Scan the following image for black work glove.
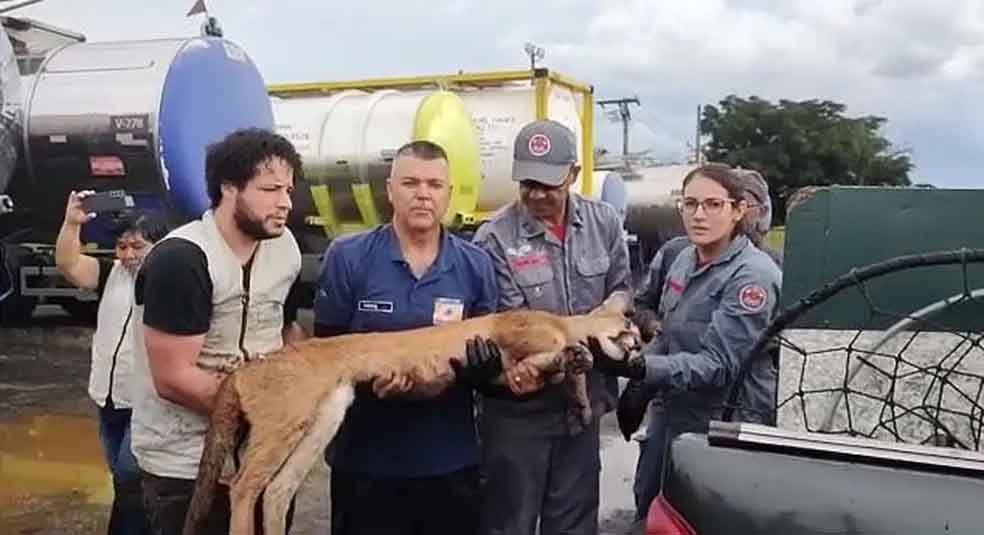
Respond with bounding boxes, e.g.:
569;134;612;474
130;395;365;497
616;380;651;441
452;336;505;388
586;336;646;380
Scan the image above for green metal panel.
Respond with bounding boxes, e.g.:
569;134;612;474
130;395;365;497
781;186;984;330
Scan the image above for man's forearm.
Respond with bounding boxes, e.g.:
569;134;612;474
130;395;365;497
154;366;222;416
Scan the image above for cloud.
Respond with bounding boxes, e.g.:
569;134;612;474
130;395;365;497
538;0;984;185
9;0;984;187
853;0;883;17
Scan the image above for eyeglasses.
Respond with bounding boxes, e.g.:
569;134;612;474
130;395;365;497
677;197;737;216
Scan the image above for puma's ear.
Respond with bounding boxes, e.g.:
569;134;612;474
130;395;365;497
595;290;634;316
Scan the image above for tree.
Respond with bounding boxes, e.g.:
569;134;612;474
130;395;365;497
701;96;913;223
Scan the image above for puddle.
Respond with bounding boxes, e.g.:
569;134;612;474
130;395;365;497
0;412;111;534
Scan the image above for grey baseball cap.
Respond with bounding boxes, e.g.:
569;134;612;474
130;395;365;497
512;119;577;186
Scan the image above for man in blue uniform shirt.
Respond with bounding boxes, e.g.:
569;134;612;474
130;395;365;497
313;140;500;535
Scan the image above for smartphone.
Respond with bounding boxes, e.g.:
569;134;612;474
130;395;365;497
82;190;134;214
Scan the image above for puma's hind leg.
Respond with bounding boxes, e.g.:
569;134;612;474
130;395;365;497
228;419;310;535
262;385;355;535
563;372;593;427
558;344;593;425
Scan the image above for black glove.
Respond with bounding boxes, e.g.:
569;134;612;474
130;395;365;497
616;380;651;441
452;336;504;388
586;336;645;380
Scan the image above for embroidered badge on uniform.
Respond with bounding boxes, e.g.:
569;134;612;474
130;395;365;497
738;284;768;313
433;297;464;325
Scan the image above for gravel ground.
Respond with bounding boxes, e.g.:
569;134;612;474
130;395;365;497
778;328;984;449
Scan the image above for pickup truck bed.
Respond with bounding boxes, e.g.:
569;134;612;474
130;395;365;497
662;423;984;534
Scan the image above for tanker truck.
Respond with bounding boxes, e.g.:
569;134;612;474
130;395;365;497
0;20;279;323
0;20;689;323
266;69;692;286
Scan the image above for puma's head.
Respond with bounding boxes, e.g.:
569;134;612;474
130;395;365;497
581;291;643;361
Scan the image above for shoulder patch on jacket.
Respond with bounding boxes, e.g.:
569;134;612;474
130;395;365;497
738;283;768;313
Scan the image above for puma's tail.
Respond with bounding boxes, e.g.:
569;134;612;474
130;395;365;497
182;376;243;535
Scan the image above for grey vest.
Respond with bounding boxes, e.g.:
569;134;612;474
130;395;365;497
130;210;301;479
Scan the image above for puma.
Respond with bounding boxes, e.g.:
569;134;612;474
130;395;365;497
182;291;641;535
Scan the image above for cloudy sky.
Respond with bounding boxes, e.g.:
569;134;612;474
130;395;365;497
13;0;984;187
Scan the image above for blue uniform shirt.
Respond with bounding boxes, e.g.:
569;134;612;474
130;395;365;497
313;225;499;477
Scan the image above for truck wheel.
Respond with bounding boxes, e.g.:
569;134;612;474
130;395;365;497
0;245;37;326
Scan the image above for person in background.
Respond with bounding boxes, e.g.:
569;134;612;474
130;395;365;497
592;164;782;523
55;194;170;535
735;168;782;266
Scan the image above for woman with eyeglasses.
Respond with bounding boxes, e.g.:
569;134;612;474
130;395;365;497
587;163;782;521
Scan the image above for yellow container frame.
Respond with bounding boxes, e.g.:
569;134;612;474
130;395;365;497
269;69;595;236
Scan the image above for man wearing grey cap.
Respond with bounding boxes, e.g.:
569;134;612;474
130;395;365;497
471;119;631;535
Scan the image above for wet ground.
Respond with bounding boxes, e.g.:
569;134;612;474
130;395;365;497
0;307;640;534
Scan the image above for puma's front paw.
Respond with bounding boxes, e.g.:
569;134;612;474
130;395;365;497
562;344;593;375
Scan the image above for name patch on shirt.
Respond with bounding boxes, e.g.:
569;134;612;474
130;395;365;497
433;297;464;325
358;300;394;313
509;254;550;271
505;242;549;272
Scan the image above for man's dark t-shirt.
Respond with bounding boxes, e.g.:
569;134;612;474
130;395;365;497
135;239;301;337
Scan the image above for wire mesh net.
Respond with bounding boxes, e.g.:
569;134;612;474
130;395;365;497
726;249;984;451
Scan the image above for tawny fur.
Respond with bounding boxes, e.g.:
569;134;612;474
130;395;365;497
182;291;640;535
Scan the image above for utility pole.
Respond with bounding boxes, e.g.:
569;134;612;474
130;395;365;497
598;96;640;157
695;104;702;165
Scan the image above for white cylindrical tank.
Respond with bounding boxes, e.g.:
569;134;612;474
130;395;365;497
271;81;585;221
273;90;402;221
457;85;583;211
623;163;696;247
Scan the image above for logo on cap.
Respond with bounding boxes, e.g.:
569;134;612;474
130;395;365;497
528;134;551;157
